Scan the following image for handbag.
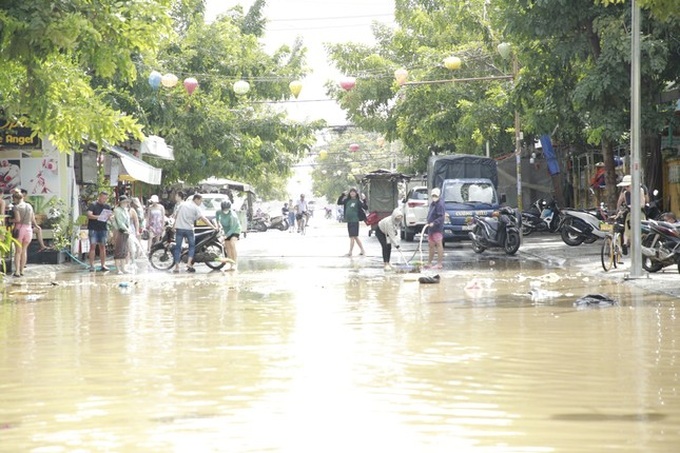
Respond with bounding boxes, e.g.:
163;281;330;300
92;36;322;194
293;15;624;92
365;211;379;226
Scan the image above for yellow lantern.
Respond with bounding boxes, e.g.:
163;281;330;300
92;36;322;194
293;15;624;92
318;150;327;159
394;68;408;85
289;80;303;98
443;56;462;70
233;80;250;95
161;73;179;88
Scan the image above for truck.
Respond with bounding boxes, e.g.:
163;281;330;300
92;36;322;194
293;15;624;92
427;154;504;242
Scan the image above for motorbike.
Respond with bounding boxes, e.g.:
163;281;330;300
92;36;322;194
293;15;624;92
248;213;270;232
559;204;609;246
641;218;680;273
269;215;289;231
148;224;227;271
468;206;521;255
521;198;561;236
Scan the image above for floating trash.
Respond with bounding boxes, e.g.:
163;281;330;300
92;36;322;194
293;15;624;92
574;294;618;308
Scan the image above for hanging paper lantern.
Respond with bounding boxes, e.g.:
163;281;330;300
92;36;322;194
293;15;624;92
497;42;512;60
233;80;250;95
183;77;199;95
349;143;360;153
394;68;408;85
161;73;179;88
443;56;462;70
377;137;385;147
318;150;328;159
148;71;162;90
289;80;303;98
339;76;356;91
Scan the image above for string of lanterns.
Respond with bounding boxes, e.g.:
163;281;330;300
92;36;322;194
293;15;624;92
145;45;511;96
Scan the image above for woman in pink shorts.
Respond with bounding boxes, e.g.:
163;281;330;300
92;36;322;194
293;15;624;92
425;187;446;269
11;190;35;277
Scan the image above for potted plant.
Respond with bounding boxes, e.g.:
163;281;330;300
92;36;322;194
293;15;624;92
0;227;20;274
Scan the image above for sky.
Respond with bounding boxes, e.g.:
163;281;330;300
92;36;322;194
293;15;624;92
204;0;395;126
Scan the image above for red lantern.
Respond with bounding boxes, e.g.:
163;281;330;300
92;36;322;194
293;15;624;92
349;143;360;152
339;77;356;91
183;77;199;95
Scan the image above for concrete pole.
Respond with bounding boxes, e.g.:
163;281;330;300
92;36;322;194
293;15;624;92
630;0;643;278
514;56;522;213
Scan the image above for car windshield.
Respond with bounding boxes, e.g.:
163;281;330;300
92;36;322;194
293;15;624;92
410;189;428;201
443;182;497;204
201;196;229;212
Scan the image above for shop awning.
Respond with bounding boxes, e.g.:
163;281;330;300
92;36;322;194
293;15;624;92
107;146;162;185
199;177;253;193
140;135;174;160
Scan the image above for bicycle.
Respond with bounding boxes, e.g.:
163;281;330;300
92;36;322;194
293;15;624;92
298;211;310;235
600;208;626;272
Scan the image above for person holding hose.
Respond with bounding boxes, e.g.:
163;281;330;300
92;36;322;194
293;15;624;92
425;187;445;269
376;208;403;270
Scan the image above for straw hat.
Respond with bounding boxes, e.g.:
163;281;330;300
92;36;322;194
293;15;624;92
616;175;632;187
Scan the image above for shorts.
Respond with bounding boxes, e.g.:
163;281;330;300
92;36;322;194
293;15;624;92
428;231;443;244
89;229;108;245
225;233;240;241
16;224;32;243
347;222;359;238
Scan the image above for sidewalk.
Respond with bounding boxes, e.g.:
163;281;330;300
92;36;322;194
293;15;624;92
521;235;680;299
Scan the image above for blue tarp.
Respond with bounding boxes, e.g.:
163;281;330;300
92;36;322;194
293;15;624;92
540;135;560;176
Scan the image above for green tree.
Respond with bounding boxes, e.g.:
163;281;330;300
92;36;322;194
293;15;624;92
0;0;173;151
311;129;400;202
106;4;322;199
325;0;515;174
497;0;680;207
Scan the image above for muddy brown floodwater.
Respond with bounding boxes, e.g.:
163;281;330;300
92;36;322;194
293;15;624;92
1;221;679;452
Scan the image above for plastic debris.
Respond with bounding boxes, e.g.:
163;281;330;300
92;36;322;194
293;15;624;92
418;274;440;284
573;294;618;308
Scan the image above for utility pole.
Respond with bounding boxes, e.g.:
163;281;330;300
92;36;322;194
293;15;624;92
629;0;643;278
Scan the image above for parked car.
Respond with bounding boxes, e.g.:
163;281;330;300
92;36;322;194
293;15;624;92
401;186;429;241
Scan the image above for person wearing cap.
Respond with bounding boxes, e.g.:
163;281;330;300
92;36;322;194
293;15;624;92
215;200;241;271
376;208;404;270
616;174;647;255
146;194;166;249
342;187;367;257
425;187;446;269
112;195;132;274
86;191;113;272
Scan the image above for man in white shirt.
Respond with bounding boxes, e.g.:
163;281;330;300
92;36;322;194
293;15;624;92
172;193;214;273
294;193;308;232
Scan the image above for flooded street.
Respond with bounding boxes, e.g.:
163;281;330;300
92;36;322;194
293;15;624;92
1;219;679;452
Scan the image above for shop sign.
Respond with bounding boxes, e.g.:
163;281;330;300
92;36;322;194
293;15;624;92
0;119;41;148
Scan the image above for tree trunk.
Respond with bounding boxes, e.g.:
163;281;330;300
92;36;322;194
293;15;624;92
602;139;618;210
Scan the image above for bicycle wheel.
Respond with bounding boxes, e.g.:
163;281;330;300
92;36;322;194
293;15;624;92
601;235;614;272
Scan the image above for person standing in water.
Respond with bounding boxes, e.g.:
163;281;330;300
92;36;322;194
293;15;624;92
425;187;445;269
342;187;366;256
375;208;403;270
215;201;241;271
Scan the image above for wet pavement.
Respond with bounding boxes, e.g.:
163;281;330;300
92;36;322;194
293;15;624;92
1;218;680;452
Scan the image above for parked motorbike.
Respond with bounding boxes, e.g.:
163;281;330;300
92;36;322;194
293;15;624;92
559;204;609;246
521;198;561;236
248;213;270;232
468;206;521;255
641;218;680;273
148;224;227;271
269;215;289;231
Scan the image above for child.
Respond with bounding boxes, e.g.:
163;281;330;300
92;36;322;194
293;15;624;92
375;208;403;270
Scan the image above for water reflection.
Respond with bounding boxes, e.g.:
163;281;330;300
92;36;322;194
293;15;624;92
1;256;679;452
